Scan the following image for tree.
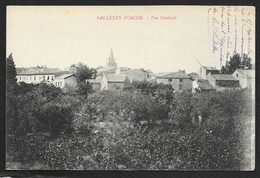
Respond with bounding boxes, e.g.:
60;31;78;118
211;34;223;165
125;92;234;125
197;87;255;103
75;62;97;82
6;53;17;84
76;82;93;97
6;53;19;135
221;53;252;74
63;83;76;95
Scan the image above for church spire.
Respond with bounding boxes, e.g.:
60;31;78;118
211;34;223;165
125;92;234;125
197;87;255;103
110;48;114;62
106;48;117;68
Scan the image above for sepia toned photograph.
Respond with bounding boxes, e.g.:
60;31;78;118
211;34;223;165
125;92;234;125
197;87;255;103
6;6;255;170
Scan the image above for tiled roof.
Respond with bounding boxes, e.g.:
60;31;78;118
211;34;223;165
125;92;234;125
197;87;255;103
202;66;219;70
211;74;237;81
17;72;55;75
105;74;127;83
121;69;148;74
188;72;204;80
157;71;191;79
55;74;76;79
156;72;172;77
54;71;72;77
197;80;215;90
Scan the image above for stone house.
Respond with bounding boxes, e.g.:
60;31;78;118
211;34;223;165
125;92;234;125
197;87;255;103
156;70;192;91
54;74;78;89
87;78;102;90
101;73;130;90
207;73;240;91
198;66;219;79
118;68;149;83
188;72;215;93
17;72;55;84
232;69;255;89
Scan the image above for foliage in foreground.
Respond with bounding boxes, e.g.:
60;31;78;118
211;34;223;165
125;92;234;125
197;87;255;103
6;81;254;170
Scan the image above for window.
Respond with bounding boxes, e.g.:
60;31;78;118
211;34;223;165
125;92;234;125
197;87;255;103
236;74;238;77
34;76;36;80
180;79;183;82
47;76;49;80
179;84;182;90
168;79;172;82
51;76;54;80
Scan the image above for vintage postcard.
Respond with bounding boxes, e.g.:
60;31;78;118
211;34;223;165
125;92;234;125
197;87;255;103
6;6;255;171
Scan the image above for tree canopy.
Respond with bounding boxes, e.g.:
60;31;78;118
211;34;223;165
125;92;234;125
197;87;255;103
6;53;17;83
75;62;97;82
221;53;253;74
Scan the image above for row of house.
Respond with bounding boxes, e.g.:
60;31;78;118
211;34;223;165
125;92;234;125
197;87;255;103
16;70;78;89
191;66;254;93
88;49;254;93
87;65;254;93
15;49;255;93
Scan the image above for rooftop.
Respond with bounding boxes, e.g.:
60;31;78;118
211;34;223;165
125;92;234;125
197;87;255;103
157;71;191;79
188;72;204;80
121;68;148;74
55;74;76;79
197;80;215;90
105;74;127;83
17;72;55;76
211;74;238;81
97;66;116;73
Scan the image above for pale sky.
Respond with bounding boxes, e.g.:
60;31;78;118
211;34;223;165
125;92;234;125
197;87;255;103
7;6;255;73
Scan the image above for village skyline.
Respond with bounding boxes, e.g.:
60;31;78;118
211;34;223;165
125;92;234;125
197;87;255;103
7;6;255;74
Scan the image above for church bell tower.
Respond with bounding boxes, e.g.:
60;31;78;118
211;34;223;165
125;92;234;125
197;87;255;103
105;48;117;68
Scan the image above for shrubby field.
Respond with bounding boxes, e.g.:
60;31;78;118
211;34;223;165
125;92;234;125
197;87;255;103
6;80;254;170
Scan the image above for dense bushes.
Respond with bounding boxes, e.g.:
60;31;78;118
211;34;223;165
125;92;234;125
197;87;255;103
6;81;254;170
6;82;85;165
127;80;175;106
74;90;169;126
34;122;243;170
